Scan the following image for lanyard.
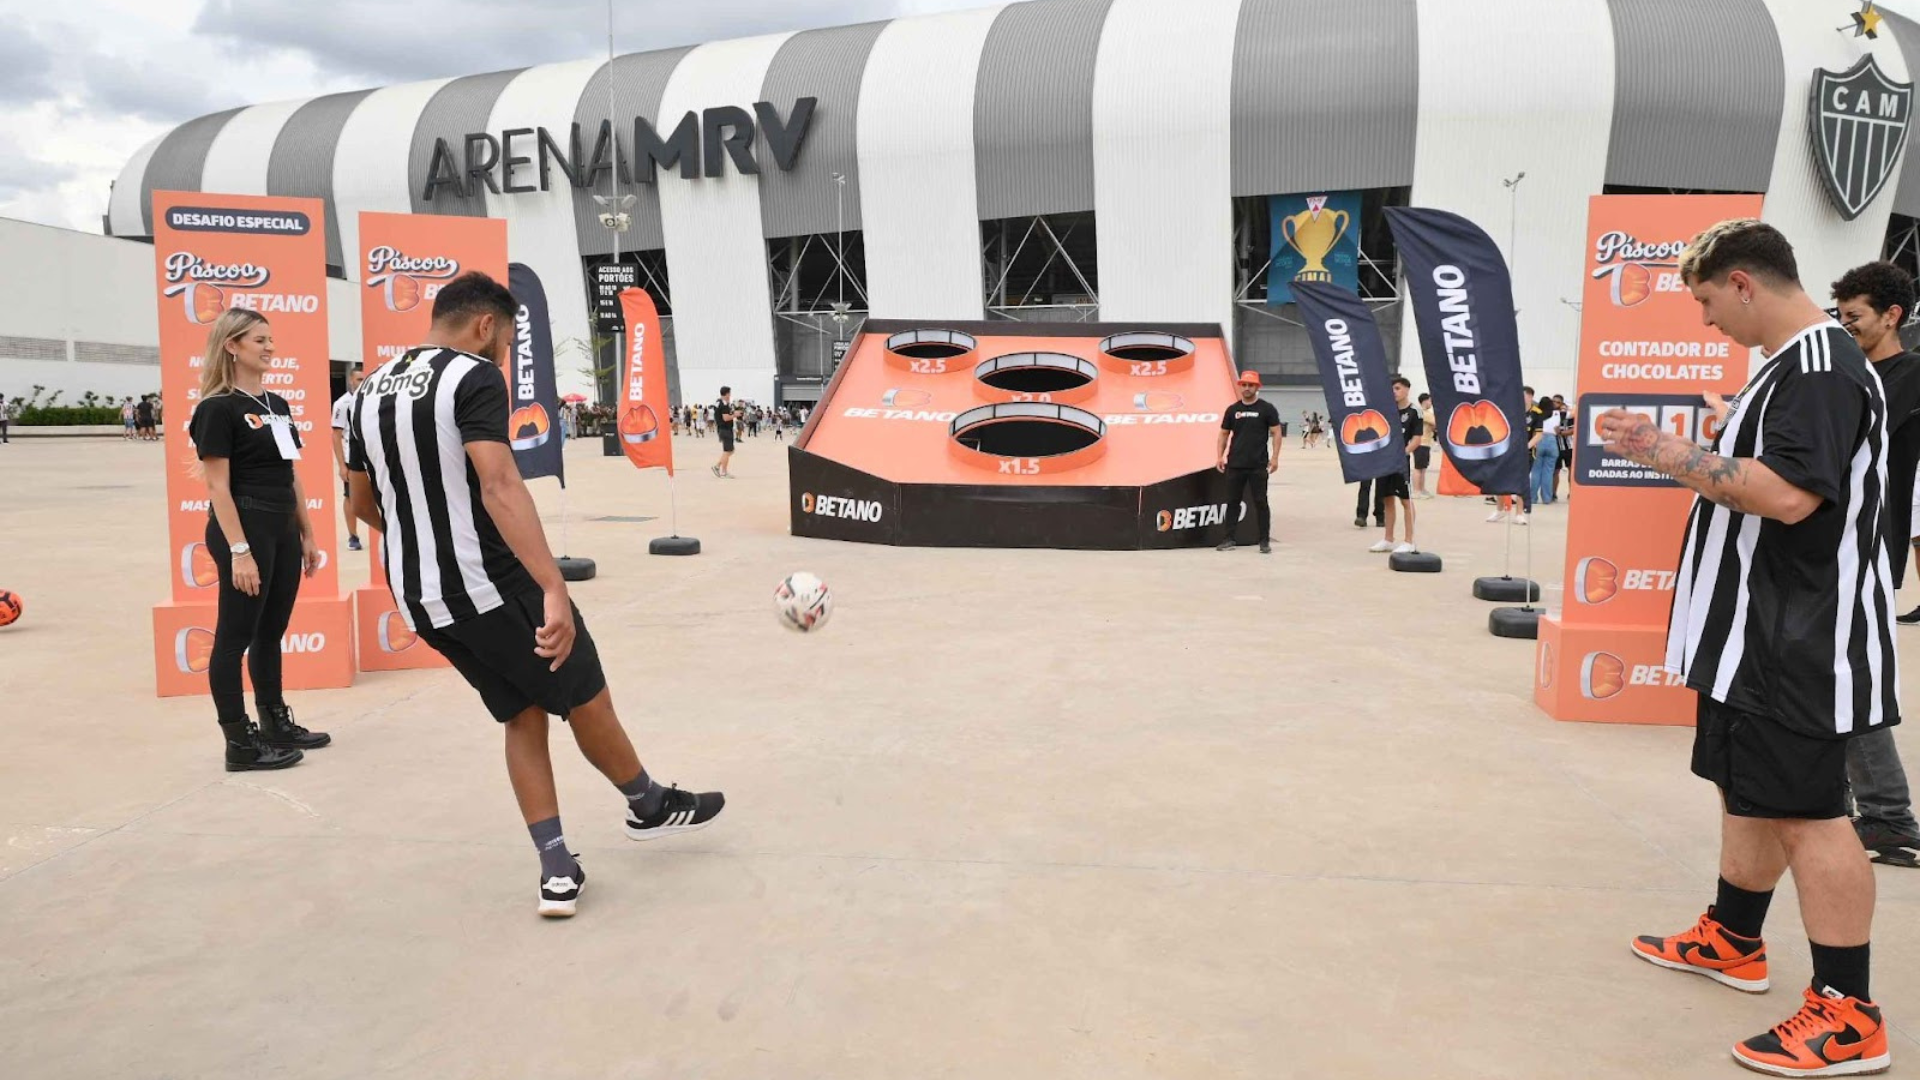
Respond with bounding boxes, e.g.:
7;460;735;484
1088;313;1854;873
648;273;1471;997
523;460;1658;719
236;389;277;418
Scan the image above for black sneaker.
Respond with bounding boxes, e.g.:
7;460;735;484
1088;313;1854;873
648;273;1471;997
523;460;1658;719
626;785;725;841
1353;516;1366;528
259;704;331;749
220;720;303;772
539;858;585;918
1215;540;1237;552
1898;605;1920;625
1259;540;1272;554
1854;818;1920;867
346;535;363;551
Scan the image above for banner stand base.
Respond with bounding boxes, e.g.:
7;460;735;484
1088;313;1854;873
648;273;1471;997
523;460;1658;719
557;556;597;581
1473;576;1540;602
1490;606;1541;639
649;536;701;557
1389;551;1442;573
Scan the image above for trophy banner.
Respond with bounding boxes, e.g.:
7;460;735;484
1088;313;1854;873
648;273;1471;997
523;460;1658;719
1267;191;1361;306
1294;282;1407;484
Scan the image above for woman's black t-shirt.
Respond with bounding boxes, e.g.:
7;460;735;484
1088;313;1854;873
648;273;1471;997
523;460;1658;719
189;391;302;500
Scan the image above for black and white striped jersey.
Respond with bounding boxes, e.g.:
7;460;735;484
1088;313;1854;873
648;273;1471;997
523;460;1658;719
345;346;533;630
1665;321;1900;737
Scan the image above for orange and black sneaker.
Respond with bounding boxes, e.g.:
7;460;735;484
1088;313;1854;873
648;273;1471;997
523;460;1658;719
1732;985;1889;1076
1630;906;1769;992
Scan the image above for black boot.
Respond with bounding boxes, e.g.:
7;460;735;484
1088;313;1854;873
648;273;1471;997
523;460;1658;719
258;704;331;749
221;720;303;771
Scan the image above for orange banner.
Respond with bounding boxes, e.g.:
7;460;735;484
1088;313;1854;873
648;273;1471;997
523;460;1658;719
353;212;506;670
617;287;674;474
1535;193;1763;725
151;191;352;696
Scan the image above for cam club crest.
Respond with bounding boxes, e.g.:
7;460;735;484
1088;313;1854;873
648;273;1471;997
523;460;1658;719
1812;55;1914;221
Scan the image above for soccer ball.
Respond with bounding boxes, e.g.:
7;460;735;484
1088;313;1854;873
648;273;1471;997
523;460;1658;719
774;572;831;633
0;589;21;628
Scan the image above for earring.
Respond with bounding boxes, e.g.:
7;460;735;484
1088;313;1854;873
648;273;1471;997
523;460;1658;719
1741;294;1751;305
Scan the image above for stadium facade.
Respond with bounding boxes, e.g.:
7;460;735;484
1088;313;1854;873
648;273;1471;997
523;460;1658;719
104;0;1920;410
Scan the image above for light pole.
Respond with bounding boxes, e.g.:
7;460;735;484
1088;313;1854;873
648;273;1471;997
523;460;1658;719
1501;171;1526;279
830;172;850;381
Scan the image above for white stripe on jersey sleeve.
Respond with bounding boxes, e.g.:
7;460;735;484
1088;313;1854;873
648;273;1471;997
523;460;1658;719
1707;376;1780;703
435;358;505;616
394;360;450;628
356;384;415;632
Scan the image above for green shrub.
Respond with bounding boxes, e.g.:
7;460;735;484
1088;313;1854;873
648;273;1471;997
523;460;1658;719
13;405;126;426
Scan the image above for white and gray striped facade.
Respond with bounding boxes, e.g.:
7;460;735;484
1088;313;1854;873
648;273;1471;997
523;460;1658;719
105;0;1920;410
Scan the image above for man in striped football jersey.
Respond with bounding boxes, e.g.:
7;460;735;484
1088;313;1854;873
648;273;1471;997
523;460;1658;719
1601;221;1898;1076
346;272;724;919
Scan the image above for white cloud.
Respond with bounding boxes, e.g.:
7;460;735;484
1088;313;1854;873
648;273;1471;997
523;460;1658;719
0;0;988;235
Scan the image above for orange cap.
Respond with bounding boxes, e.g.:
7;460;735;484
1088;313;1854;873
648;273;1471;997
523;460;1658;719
1237;371;1261;387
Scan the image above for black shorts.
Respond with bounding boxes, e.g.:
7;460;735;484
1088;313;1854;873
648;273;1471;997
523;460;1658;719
1376;470;1411;501
1691;696;1850;819
719;431;736;452
417;589;608;722
1412;446;1432;471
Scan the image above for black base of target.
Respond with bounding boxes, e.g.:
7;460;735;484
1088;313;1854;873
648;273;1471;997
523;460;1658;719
557;556;597;582
1489;606;1542;639
1389;551;1443;573
649;536;701;556
1473;575;1540;602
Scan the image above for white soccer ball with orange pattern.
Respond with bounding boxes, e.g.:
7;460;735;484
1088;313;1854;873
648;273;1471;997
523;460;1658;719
774;572;832;633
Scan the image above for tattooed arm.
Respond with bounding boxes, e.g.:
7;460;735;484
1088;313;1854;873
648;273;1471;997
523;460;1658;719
1595;408;1822;524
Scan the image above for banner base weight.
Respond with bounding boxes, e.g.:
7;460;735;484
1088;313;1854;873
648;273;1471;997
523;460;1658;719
649;536;701;556
557;556;597;581
1474;576;1540;602
1389;551;1443;573
1490;606;1541;639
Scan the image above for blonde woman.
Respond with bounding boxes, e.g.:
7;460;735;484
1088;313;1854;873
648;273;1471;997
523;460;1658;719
189;308;329;770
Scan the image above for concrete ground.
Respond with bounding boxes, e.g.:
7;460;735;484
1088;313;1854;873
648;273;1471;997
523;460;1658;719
5;433;1920;1080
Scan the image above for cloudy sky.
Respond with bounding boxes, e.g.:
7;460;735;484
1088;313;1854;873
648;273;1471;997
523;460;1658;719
0;0;988;233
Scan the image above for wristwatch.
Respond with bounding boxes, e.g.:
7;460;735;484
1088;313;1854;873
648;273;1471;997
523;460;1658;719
230;543;252;557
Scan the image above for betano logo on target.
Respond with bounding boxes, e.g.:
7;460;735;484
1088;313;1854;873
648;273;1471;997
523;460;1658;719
801;492;883;522
1572;556;1676;604
1156;502;1246;532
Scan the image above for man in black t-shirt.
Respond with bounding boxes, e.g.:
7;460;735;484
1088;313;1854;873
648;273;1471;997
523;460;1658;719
1215;371;1280;553
1833;261;1920;865
711;387;737;478
1367;377;1423;554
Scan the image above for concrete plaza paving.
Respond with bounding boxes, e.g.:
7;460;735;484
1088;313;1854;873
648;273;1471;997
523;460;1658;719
5;434;1920;1079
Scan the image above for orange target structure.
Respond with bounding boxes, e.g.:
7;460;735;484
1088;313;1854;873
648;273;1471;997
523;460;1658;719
1533;194;1762;725
790;321;1263;549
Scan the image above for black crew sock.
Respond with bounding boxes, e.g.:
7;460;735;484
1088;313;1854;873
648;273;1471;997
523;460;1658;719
528;816;577;881
1713;877;1773;939
619;768;666;817
1810;942;1871;1002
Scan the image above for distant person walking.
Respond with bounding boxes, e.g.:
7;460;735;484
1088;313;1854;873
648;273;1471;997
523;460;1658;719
712;387;737;478
1529;393;1562;506
1412;392;1435;498
1367;377;1422;554
121;398;136;440
189;309;331;772
330;367;366;552
0;393;9;445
